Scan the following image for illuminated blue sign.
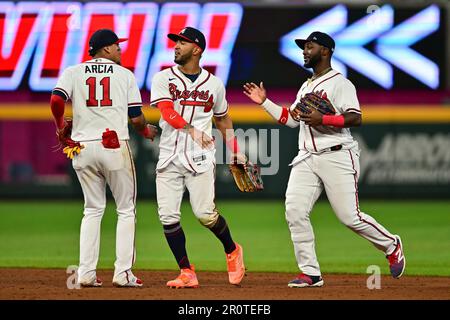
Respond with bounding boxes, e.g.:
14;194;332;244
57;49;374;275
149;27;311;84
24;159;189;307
279;5;440;89
376;5;440;89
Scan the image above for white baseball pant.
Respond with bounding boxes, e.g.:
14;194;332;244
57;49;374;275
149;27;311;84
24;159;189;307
156;157;219;227
73;140;137;284
285;147;397;276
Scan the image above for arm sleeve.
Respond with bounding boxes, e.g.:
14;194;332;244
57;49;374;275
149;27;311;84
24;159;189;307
333;79;361;115
262;98;299;128
50;94;66;129
128;72;143;108
150;72;173;106
158;100;187;129
53;68;73;101
212;82;228;117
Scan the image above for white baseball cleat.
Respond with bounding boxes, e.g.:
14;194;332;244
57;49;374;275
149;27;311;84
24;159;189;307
79;277;103;288
113;271;143;288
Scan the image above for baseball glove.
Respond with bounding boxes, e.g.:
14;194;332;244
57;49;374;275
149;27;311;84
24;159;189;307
54;118;84;159
229;161;264;193
292;92;336;120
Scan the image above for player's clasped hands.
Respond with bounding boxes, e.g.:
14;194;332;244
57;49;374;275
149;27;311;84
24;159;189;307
243;82;267;105
143;124;159;141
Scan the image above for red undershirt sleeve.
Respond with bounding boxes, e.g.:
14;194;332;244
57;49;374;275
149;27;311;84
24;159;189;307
157;100;187;129
50;94;66;129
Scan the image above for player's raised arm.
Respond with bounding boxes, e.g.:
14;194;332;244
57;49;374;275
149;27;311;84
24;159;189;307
243;82;299;128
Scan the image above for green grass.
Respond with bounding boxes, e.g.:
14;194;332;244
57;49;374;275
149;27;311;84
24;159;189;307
0;200;449;276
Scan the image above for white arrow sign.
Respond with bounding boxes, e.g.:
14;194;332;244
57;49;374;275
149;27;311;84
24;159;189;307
333;5;394;88
279;5;440;89
376;5;440;89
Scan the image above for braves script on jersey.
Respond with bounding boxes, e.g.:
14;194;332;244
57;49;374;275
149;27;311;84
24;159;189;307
54;57;142;141
290;69;361;165
151;66;228;173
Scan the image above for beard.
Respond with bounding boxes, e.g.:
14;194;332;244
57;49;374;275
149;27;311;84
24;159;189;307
174;51;193;66
304;54;320;68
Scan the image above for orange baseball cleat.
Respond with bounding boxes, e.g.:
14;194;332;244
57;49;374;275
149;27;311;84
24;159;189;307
226;242;246;285
166;265;199;289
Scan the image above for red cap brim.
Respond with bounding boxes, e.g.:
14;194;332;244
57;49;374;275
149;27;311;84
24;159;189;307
115;38;128;44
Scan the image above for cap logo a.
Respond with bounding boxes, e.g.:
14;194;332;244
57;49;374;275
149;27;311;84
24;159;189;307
180;28;186;34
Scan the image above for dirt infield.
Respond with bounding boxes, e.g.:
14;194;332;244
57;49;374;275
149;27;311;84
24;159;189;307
0;268;448;300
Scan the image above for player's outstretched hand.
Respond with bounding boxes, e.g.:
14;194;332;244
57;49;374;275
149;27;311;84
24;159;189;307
243;82;266;105
188;126;214;149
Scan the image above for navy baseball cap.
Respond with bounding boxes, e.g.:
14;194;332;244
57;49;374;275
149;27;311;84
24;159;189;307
295;31;335;53
168;27;206;52
89;29;127;56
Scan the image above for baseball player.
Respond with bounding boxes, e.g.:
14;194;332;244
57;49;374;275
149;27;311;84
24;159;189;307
50;29;158;287
243;31;405;287
150;27;246;288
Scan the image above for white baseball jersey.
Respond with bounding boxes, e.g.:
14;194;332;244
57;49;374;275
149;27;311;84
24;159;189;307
150;66;228;173
291;69;361;153
54;57;142;141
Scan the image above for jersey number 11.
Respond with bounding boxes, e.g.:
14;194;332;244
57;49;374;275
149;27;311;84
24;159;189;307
86;76;112;107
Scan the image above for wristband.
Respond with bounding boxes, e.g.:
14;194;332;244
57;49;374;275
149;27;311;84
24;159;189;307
158;101;187;129
322;114;345;127
139;125;150;137
278;107;289;125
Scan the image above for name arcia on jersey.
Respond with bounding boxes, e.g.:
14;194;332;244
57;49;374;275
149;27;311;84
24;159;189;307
169;83;214;112
85;65;114;74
